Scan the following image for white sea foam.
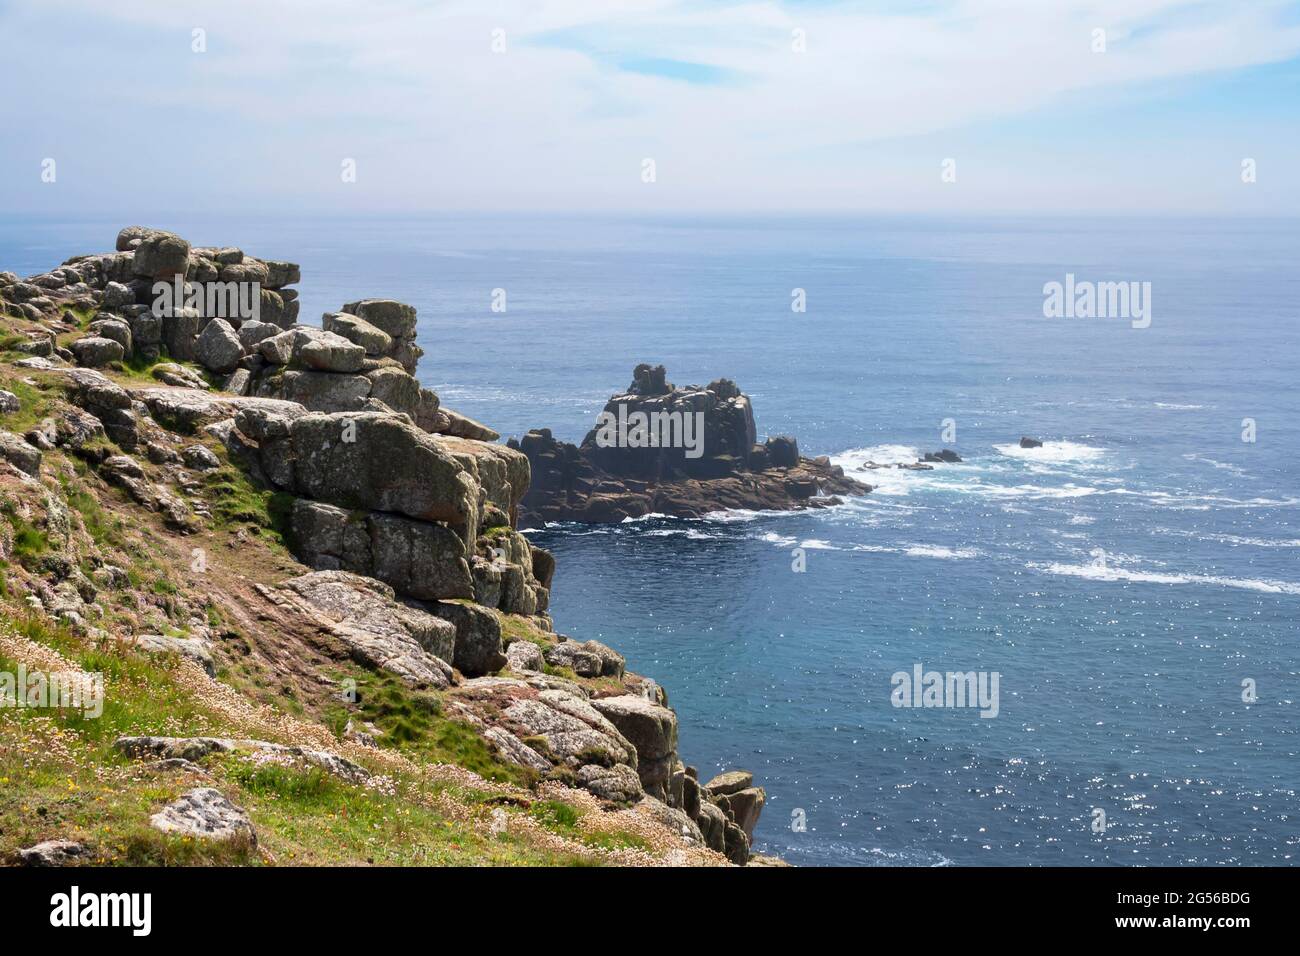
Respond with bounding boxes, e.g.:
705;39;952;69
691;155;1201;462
993;440;1108;464
703;507;801;524
1182;454;1250;477
1155;529;1300;549
621;512;674;523
831;444;921;469
1122;490;1299;511
979;482;1100;500
642;528;720;540
838;542;978;560
431;383;603;408
1155;402;1206;410
832;441;1117;501
903;545;979;559
830;447;964;498
1033;561;1300;595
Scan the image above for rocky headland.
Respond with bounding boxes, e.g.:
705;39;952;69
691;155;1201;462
0;228;774;866
513;363;870;524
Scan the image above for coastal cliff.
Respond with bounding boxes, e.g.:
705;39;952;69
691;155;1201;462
0;228;772;866
513;364;870;524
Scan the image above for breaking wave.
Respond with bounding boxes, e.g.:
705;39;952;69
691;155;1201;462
992;440;1108;464
1032;560;1300;595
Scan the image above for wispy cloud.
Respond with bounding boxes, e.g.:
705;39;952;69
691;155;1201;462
1;0;1298;213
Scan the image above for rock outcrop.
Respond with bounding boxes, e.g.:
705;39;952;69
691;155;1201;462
272;571;458;686
18;840;88;866
1;228;773;865
512;364;869;524
116;736;370;784
149;787;257;845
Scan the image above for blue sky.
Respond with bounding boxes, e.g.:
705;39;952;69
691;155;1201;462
1;0;1298;215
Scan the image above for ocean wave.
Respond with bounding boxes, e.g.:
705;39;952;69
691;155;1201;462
831;440;1117;501
703;507;804;524
799;539;837;550
993;440;1108;464
903;545;979;559
743;530;982;560
620;512;676;523
1033;560;1300;595
1155;402;1206;410
860;470;1106;501
641;528;721;540
979;482;1100;500
1154;529;1300;549
526;524;616;537
757;538;977;558
430;383;610;409
1182;454;1250;477
842;543;979;560
1119;490;1299;511
831;444;922;468
764;841;954;867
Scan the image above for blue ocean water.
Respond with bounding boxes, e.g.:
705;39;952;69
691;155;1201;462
3;214;1297;866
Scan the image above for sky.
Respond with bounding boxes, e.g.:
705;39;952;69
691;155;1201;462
1;0;1299;216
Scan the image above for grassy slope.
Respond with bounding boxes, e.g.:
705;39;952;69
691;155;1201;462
0;326;691;866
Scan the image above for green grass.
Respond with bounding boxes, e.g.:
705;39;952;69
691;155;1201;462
0;748;261;866
62;479;127;549
2;503;50;567
326;669;537;788
214;758;579;866
2;614;222;747
497;612;555;651
203;463;295;538
117;351;165;380
0;631;595;866
0;603;661;867
225;760;335;802
0;613;583;866
529;799;652;853
0;375;56;435
531;798;580;829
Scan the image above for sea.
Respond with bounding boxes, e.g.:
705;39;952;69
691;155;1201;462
3;213;1297;866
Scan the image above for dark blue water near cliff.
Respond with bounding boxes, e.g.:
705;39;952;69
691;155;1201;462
4;215;1298;866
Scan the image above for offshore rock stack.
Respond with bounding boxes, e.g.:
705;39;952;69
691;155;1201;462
512;363;870;524
0;228;771;864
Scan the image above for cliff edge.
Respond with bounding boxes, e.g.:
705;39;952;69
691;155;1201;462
0;228;770;866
